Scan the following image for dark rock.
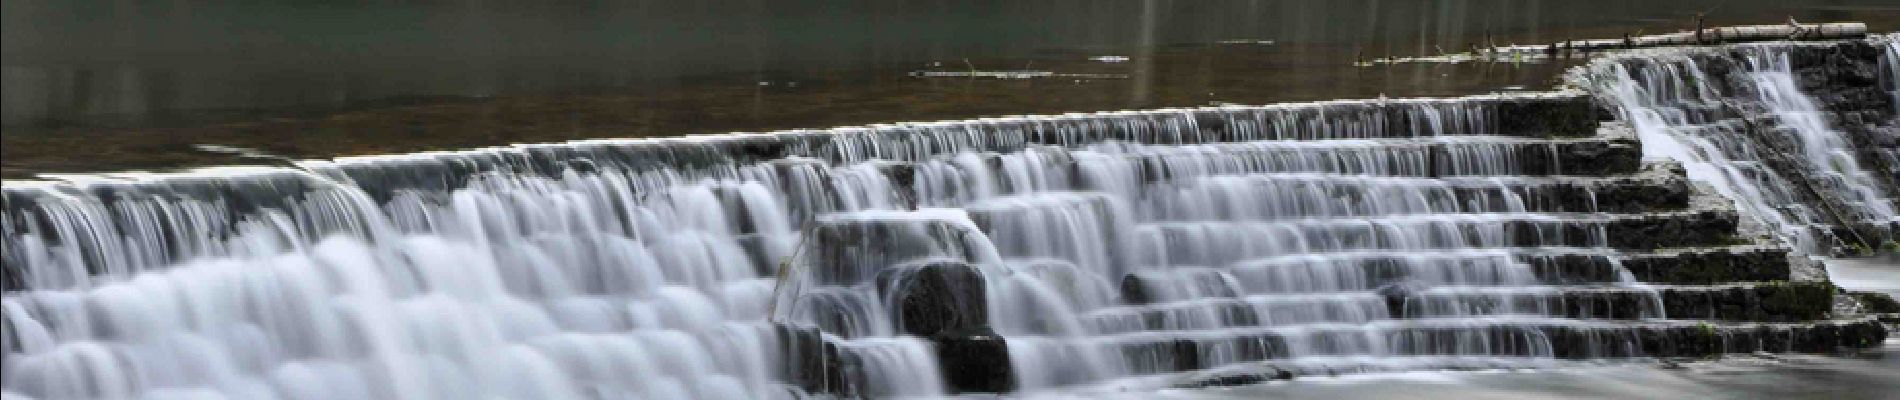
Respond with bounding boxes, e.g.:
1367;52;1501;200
1621;248;1792;284
1496;95;1600;137
1376;281;1427;318
1120;273;1156;305
1087;319;1891;384
1554;137;1644;176
1603;210;1739;250
1431;172;1688;214
1755;281;1836;321
1175;367;1298;389
775;323;847;395
1850;291;1900;314
1523;254;1626;284
1588;173;1692;213
876;161;919;210
1659;281;1836;322
933;332;1017;393
1119;270;1240;305
1172;339;1204;372
1191;110;1230;141
878;261;991;337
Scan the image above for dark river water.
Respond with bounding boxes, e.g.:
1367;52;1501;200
8;0;1898;128
5;1;1900;177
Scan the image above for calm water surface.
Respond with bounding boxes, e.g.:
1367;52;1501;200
5;0;1900;177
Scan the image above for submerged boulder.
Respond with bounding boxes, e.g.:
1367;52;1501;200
874;260;1017;393
1375;281;1429;318
934;332;1017;393
878;260;991;337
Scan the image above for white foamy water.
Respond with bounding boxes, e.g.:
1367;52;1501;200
1580;36;1900;254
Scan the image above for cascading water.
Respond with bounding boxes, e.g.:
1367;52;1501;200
0;89;1692;399
1579;35;1900;254
6;39;1894;397
1885;37;1900;114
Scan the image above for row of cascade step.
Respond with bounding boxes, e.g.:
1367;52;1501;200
763;94;1887;395
1;92;1886;399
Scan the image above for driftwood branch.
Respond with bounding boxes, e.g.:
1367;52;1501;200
1359;22;1869;66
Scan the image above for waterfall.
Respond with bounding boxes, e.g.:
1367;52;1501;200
6;40;1893;397
1577;36;1900;255
1885;38;1900;115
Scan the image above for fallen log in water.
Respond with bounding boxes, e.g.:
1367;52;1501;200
1360;22;1869;65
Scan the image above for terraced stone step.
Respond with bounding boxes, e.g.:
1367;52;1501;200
1126;170;1692;218
0;130;1643;289
1615;247;1794;284
1254;246;1791;286
1060;134;1644;179
1162;316;1892;388
1108;246;1786;296
782;315;1889;395
1083;293;1390;334
1183;92;1600;141
1099;281;1837;333
1131;210;1740;267
1170;356;1621;389
805;92;1604;162
250;93;1603;195
1101;318;1888;375
1406;282;1836;321
892;132;1646;197
1656;282;1838;322
1168;316;1881;388
1119;251;1627;298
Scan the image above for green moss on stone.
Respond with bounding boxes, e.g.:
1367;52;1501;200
1756;281;1835;321
1849;291;1900;314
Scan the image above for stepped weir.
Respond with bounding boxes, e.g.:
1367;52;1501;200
3;35;1897;399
